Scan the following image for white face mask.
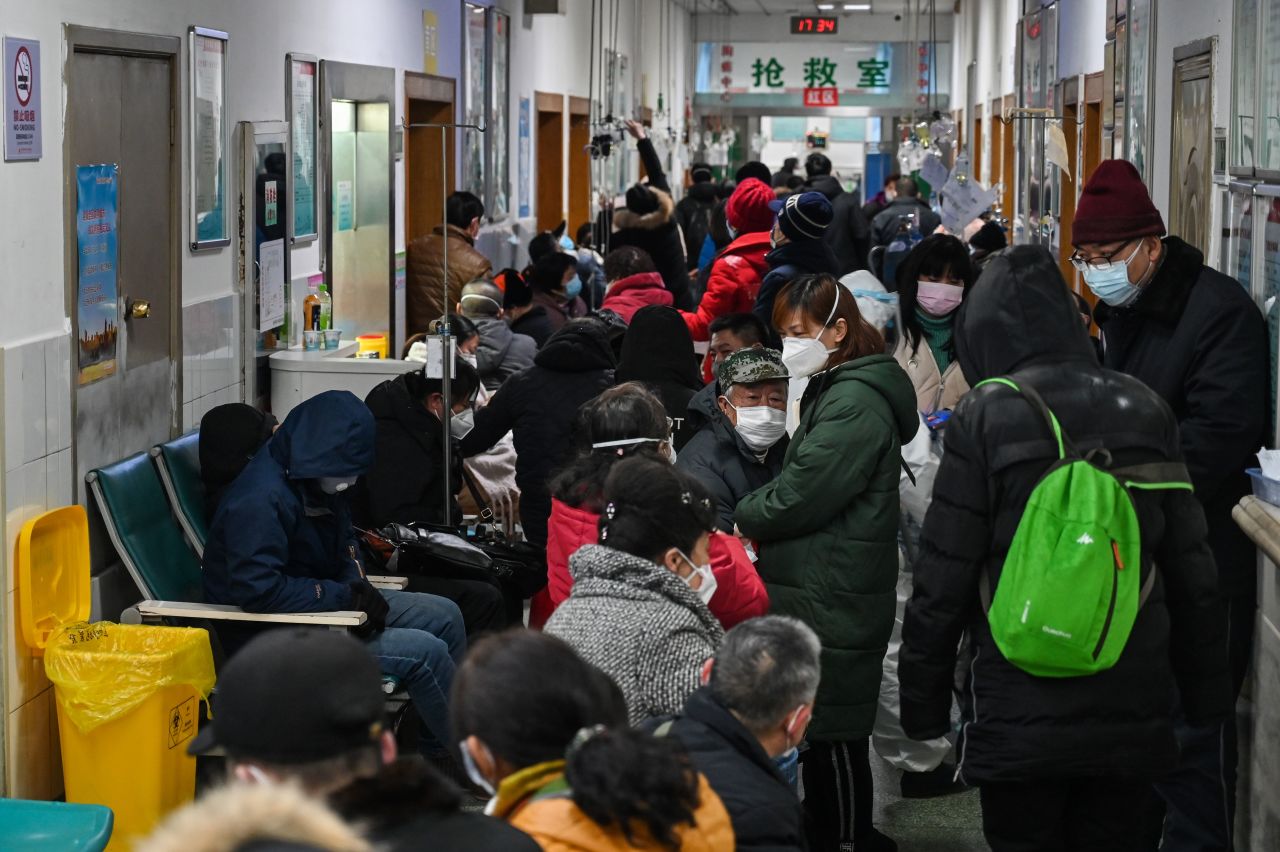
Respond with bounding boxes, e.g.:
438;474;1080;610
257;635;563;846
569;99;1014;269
780;290;841;379
317;476;357;494
723;397;787;451
592;436;674;463
449;408;475;440
676;549;718;605
459;741;496;797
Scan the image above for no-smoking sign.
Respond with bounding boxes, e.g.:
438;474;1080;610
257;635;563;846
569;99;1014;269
4;37;41;160
14;45;32;106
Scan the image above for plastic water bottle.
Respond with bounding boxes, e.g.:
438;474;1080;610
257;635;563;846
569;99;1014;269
317;283;333;331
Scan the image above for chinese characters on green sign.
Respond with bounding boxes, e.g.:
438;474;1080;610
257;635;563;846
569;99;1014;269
748;55;891;90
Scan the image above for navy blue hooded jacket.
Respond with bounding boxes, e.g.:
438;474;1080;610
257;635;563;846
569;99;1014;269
202;390;376;615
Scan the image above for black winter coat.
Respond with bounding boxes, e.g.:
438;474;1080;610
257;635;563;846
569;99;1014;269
615;305;704;450
331;759;541;852
900;247;1231;785
355;373;460;529
676;181;719;272
657;688;806;852
1095;236;1271;596
609;137;692;309
871;197;941;248
474;316;537;390
754;238;841;348
461;321;615;546
677;382;787;532
804;174;870;276
509;304;556;349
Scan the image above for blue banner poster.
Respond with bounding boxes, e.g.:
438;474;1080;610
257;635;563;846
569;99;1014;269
76;164;119;385
518;97;531;218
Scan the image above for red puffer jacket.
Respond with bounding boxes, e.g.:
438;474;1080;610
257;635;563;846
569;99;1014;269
600;272;674;323
682;231;773;341
531;497;770;630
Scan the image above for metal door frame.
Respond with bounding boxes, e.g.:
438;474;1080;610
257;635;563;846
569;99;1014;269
63;25;182;469
238;120;291;406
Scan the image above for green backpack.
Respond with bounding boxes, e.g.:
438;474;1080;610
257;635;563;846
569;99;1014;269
977;378;1193;678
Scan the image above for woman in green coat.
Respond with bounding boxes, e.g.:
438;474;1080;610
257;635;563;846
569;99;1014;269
736;273;918;852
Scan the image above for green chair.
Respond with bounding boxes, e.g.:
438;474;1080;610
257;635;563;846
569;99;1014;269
87;454;365;630
150;431;208;557
0;799;113;851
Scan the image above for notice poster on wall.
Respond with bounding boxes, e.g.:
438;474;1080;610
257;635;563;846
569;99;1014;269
190;28;229;249
287;54;318;242
518;97;530;218
75;164;119;386
5;37;41;161
335;180;354;231
259;238;286;331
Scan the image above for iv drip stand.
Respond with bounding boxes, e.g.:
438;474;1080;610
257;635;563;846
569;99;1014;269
402;119;487;522
998;108;1084;248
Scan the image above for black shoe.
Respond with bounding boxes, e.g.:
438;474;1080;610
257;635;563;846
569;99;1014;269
899;763;969;799
854;828;899;851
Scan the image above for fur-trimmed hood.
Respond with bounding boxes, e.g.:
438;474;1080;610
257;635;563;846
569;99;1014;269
612;187;676;230
136;783;371;852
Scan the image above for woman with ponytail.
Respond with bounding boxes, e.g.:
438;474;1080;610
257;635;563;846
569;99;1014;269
533;383;768;630
452;630;735;850
544;455;725;724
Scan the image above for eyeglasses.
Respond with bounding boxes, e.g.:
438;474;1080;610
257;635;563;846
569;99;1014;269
1069;239;1141;272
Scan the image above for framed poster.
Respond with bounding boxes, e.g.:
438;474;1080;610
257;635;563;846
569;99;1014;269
287;53;318;244
1103;40;1115;128
76;164;119;385
1114;20;1128;103
189;27;229;250
1125;0;1154;180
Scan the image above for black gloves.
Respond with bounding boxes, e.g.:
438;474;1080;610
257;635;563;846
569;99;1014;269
347;580;390;638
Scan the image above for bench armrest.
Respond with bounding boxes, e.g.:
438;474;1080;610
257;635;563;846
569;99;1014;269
367;575;409;590
132;600;367;628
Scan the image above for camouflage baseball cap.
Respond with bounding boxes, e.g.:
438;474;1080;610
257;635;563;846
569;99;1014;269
717;347;790;389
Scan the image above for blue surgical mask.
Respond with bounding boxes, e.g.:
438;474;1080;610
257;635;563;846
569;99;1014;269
565;277;583;301
774;747;800;790
1080;243;1144;307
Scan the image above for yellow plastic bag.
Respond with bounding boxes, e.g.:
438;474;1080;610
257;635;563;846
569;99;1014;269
45;622;216;734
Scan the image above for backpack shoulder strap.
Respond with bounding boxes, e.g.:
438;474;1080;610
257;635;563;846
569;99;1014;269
975;377;1077;460
1111;462;1195;492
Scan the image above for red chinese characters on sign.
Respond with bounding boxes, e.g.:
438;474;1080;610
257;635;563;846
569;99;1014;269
803;87;839;107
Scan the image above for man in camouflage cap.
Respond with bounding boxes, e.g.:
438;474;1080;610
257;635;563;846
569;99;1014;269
677;348;789;532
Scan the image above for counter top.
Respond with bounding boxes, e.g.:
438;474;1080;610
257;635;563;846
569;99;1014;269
1233;496;1280;568
270;342;409;375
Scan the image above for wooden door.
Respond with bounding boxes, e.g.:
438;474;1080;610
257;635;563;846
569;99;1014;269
536;91;565;231
405;72;456;246
568;97;590;235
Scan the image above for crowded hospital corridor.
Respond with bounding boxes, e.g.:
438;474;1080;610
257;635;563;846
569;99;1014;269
1;0;1279;850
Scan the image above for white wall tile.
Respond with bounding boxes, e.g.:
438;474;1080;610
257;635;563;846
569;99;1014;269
44;335;71;454
44;449;71;510
182;401;195;433
23;457;47;520
3;341;48;471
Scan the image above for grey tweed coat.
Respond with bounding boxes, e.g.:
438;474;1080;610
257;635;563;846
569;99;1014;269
545;544;724;725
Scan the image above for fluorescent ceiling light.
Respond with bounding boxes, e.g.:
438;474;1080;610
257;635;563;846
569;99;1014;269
816;3;836;9
844;3;872;9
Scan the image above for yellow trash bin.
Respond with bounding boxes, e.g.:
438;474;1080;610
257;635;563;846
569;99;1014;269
17;506;216;850
45;622;215;850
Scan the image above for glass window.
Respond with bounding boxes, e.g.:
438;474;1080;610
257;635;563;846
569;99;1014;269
1262;194;1280;427
1229;190;1254;293
1261;0;1280;172
462;4;487;205
490;11;510;219
1233;0;1259;171
1126;0;1152;179
770;117;806;141
831;118;866;141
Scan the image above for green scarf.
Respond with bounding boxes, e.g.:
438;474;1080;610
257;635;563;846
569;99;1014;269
915;310;955;373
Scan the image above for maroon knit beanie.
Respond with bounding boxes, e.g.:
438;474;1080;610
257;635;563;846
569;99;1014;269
1072;159;1166;245
725;178;778;235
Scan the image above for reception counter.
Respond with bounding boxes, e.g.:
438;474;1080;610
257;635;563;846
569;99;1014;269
270;342;410;419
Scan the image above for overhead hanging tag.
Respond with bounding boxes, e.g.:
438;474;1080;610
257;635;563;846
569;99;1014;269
1046;120;1072;181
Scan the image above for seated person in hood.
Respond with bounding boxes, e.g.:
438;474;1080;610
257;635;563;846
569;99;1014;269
502;268;555;349
600;246;673;322
199;403;278;521
616;305;704;451
180;628;540;852
202;390;467;762
458;280;537;391
678;348;789;534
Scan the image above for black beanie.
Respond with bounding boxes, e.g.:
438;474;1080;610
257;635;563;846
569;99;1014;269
625;184;660;214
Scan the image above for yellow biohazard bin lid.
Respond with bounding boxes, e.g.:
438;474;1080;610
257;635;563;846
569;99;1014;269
17;505;91;655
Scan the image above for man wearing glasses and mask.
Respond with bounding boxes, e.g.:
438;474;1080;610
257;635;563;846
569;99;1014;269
1071;158;1268;852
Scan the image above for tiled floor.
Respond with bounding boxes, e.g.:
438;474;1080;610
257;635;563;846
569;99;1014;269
870;754;987;851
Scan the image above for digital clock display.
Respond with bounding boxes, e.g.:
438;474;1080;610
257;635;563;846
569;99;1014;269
791;16;839;35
